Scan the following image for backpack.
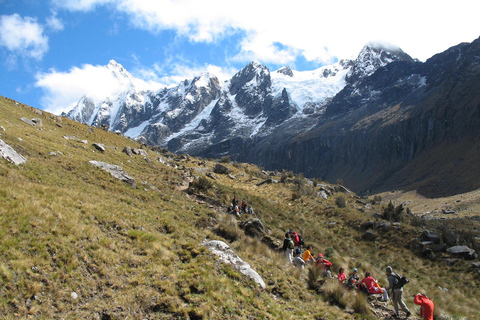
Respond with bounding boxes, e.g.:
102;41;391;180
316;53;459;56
298;234;305;246
288;240;294;250
393;273;409;289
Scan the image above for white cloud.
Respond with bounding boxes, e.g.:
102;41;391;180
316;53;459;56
53;0;480;65
46;12;64;31
0;14;49;61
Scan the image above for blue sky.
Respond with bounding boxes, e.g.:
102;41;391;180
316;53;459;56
1;0;479;115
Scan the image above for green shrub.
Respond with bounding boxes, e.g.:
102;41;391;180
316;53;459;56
192;176;213;191
336;195;346;208
220;155;231;163
382;201;404;222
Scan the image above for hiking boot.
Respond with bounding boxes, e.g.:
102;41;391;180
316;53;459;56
406;311;411;318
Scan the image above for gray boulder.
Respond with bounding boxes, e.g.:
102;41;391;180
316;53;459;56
420;230;441;244
132;148;148;157
202;240;265;289
213;163;230;174
89;161;136;187
0;139;27;165
122;146;133;157
93;143;105;152
446;246;478;260
239;218;265;238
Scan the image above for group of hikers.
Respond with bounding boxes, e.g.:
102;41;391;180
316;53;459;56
282;230;435;319
228;195;254;216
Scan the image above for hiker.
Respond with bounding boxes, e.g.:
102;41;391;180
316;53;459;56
414;293;435;320
302;246;315;263
386;266;411;318
345;268;359;290
247;205;254;215
315;253;333;278
241;199;247;213
358;271;389;301
282;233;294;263
292;248;305;269
338;267;346;285
232;195;238;208
292;232;304;250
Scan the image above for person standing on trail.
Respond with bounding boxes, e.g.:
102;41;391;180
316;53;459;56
282;233;294;263
386;266;411;318
414;293;435;320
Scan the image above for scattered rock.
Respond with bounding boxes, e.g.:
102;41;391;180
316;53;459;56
317;190;328;199
442;209;456;214
421;247;436;260
93;143;105;152
213;163;230;174
420;230;441;244
89;161;136;187
202;240;265;289
0;138;27;165
239;218;265;238
471;262;480;269
257;178;273;186
31;118;43;127
63;135;79;140
362;231;376;241
71;292;78;299
228;174;236;180
132;148;148;157
20;117;36;126
122;146;133;157
446;246;478;260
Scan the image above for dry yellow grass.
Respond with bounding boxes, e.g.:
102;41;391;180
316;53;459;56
0;96;479;319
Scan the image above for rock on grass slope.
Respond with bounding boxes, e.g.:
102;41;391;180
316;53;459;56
0;96;479;319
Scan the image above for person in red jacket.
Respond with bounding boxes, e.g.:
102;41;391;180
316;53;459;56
414;293;435;320
315;253;333;278
359;271;389;302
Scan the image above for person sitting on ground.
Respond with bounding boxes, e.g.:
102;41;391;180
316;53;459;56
414;293;435;320
338;267;346;285
386;266;411;318
359;271;389;301
345;268;360;290
315;253;333;278
247;205;254;214
241;199;247;213
292;248;305;269
282;233;294;263
302;246;315;263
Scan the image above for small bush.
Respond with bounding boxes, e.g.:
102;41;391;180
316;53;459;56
336;196;346;208
352;291;369;314
220;155;231;163
213;214;242;242
382;201;404;222
322;280;348;309
192;176;213;191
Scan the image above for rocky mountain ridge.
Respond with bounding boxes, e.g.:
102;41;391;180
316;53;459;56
66;37;480;197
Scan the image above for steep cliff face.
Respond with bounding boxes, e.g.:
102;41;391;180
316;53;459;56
253;38;480;197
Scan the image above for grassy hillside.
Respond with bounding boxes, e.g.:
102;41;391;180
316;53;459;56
0;96;479;319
